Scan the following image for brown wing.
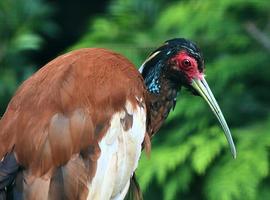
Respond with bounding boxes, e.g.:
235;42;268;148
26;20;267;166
0;48;146;199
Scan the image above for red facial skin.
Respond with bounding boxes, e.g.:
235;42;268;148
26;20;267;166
171;51;204;82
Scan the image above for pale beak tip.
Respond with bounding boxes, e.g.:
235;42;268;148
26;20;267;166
227;136;237;159
232;146;237;159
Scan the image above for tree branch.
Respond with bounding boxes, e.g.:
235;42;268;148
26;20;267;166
244;21;270;53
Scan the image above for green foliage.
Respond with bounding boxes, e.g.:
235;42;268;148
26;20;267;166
73;0;270;199
205;120;270;200
1;0;270;199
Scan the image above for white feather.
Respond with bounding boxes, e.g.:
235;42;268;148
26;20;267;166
138;51;160;74
87;99;146;200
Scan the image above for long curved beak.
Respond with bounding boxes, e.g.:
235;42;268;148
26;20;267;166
191;77;236;159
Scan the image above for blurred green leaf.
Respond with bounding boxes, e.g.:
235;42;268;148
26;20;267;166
0;0;55;114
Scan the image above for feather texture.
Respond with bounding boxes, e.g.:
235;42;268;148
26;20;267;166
0;48;148;199
87;101;146;200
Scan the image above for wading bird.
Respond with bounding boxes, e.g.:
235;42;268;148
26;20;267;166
0;38;236;200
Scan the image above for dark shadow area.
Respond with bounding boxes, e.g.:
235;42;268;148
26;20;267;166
32;0;110;67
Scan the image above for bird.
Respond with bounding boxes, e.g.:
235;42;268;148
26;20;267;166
0;38;236;200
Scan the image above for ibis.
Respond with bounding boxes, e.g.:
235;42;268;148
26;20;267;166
0;38;236;200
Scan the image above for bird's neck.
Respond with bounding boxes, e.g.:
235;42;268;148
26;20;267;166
141;67;180;137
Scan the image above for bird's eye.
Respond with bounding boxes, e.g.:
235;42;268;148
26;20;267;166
182;59;191;67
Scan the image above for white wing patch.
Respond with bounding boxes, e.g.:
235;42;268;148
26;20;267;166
87;99;146;200
138;51;161;74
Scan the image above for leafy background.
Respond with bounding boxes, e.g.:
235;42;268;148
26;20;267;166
1;0;270;199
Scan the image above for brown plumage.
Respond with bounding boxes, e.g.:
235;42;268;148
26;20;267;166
0;48;147;199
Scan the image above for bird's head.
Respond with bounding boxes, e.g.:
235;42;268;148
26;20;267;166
140;38;236;158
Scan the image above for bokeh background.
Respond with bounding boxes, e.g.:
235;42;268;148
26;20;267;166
1;0;270;199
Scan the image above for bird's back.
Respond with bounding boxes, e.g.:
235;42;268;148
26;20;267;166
0;48;147;199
